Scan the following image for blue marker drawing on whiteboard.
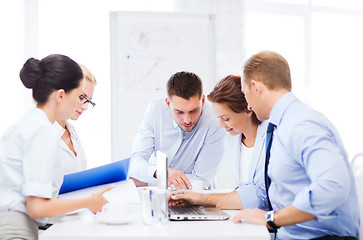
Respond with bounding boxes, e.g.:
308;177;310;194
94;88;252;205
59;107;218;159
125;61;158;90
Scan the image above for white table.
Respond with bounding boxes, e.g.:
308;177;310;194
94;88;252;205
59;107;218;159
40;208;269;240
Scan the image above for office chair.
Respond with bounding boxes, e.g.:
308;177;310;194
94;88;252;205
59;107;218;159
351;152;363;237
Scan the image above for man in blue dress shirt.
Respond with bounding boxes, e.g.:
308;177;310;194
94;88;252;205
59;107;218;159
233;51;360;239
129;71;225;190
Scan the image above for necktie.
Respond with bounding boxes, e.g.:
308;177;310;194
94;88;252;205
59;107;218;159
265;122;276;210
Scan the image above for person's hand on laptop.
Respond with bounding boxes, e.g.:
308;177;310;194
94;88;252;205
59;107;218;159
168;193;188;206
168;189;204;206
167;168;192;190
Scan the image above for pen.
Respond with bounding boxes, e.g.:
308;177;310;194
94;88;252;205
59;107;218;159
171;183;189;190
149;190;154;218
171;183;190;190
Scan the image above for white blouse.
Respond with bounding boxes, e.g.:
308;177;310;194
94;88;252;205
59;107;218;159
0;108;63;223
223;121;268;188
239;143;255;185
54;121;87;176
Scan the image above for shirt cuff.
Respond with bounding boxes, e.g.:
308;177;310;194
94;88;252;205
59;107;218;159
292;189;337;222
23;182;53;198
236;184;262;209
146;164;158;185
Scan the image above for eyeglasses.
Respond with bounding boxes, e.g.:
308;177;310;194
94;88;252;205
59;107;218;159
79;95;96;108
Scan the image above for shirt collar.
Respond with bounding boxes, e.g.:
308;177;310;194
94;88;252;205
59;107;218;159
269;92;298;127
173;120;179;129
53;121;66;138
257;120;269;138
65;121;76;137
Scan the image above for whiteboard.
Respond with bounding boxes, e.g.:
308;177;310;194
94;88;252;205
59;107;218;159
110;11;215;161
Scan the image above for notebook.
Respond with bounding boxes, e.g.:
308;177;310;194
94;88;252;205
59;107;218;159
156;150;229;221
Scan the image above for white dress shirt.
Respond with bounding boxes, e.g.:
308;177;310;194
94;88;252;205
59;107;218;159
54;121;87;175
129;98;226;188
0;108;63;224
239;144;254;185
223;121;268;187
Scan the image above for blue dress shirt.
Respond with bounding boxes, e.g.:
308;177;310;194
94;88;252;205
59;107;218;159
129;98;226;188
249;92;360;239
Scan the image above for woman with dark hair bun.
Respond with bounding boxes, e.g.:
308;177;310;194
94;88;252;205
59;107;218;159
0;54;112;240
169;75;268;210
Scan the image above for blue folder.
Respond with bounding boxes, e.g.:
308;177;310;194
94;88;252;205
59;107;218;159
59;158;130;194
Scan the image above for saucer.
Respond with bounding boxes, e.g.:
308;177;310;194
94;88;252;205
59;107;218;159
96;215;131;225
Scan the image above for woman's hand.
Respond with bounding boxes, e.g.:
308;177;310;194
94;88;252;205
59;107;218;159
87;185;114;214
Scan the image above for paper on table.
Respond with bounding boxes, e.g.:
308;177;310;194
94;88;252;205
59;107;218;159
58;179;140;204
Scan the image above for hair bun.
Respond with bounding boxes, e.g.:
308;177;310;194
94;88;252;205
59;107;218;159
19;58;42;89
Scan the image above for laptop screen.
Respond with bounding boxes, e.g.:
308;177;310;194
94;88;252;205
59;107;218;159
156;150;230;221
156;150;168;189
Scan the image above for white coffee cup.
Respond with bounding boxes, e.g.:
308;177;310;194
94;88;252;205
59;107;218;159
189;179;203;192
101;202;128;220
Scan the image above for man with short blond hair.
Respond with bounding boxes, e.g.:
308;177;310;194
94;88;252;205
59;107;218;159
233;51;359;240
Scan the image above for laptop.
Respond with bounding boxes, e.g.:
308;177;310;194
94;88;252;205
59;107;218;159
156;151;230;221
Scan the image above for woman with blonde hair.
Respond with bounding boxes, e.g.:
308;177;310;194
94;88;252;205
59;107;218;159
55;64;97;175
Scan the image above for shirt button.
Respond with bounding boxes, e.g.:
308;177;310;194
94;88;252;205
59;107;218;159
273;204;277;208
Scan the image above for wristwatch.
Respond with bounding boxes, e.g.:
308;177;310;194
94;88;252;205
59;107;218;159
265;210;280;230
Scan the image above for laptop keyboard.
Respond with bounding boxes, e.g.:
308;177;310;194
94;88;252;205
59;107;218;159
169;206;204;215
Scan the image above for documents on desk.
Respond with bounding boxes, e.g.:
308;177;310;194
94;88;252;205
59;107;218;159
58;179;139;203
